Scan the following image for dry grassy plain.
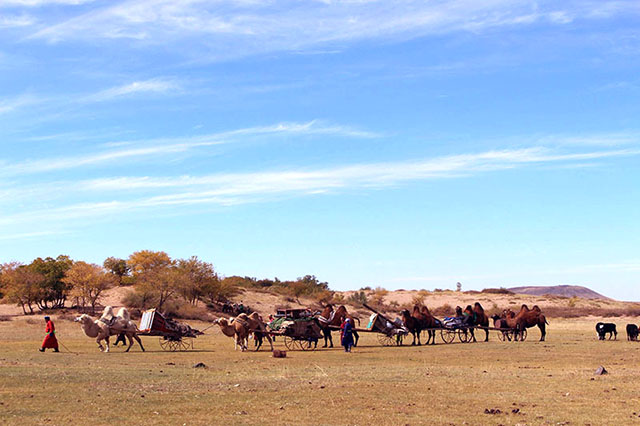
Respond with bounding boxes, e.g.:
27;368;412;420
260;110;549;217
2;315;640;425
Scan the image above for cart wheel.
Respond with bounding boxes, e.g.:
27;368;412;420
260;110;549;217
283;336;296;351
458;328;470;343
515;329;528;341
496;329;507;342
299;339;314;351
440;328;456;344
159;337;171;351
378;334;396;346
179;338;193;351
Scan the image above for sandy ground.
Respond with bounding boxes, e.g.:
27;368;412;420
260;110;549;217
3;314;640;425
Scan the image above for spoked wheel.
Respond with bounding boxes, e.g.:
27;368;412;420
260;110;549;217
298;339;310;351
179;338;193;351
513;329;528;342
458;328;470;343
378;334;396;346
496;329;510;342
283;336;296;351
440;328;456;344
159;337;173;351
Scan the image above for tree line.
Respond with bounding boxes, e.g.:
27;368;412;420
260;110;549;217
0;251;334;315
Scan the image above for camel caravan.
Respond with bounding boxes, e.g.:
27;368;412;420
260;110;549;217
212;302;549;352
73;301;548;353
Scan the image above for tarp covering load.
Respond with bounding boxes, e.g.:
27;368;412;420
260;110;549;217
442;317;465;328
139;309;201;338
268;309;323;340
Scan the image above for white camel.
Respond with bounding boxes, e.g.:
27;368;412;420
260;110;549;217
75;306;145;352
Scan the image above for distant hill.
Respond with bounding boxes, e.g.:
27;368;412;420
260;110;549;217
507;285;611;300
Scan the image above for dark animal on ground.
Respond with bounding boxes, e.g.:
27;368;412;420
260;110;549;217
626;324;638;341
596;322;617;340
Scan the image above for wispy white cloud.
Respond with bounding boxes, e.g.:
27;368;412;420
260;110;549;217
82;78;180;102
0;94;39;114
0;0;95;7
0;120;379;176
2;144;639;229
0;14;35;27
75;146;640;194
28;0;620;59
537;132;640;147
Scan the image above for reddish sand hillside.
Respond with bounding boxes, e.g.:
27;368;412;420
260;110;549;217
2;286;638;319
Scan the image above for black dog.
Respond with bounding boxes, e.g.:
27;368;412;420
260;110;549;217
596;322;617;340
626;324;639;341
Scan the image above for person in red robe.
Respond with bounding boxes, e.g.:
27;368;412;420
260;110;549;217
39;316;59;352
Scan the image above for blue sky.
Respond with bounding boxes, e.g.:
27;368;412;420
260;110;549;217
1;0;639;299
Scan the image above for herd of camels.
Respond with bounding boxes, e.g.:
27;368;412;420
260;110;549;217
73;303;548;352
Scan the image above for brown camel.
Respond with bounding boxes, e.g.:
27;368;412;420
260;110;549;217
491;313;513;341
401;309;424;345
501;309;519;338
514;304;548;341
317;304;360;348
417;305;440;345
74;307;144;352
214;317;248;351
236;312;273;351
473;302;490;342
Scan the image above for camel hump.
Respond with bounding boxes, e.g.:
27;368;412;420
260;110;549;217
116;307;130;321
100;306;114;320
474;302;484;312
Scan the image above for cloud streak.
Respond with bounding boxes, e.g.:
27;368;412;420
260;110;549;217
2;144;639;228
82;78;180;102
0;120;379;176
26;0;633;60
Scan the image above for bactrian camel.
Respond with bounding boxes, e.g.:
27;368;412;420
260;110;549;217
75;306;145;352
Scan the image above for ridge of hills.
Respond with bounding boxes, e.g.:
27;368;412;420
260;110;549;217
507;285;610;300
1;284;634;320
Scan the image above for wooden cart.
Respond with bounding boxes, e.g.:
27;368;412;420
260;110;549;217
138;308;202;351
268;308;323;351
360;304;409;346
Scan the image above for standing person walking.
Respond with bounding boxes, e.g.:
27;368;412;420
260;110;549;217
340;318;354;353
39;316;59;352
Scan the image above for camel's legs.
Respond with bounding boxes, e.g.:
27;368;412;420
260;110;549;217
125;334;134;352
134;335;145;351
